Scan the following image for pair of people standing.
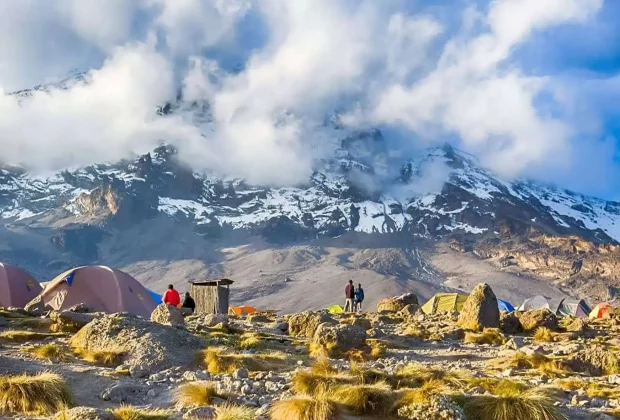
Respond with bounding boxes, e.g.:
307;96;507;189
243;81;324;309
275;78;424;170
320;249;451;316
344;280;364;312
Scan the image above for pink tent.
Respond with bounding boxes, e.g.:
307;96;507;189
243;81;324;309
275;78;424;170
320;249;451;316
0;263;42;308
40;266;156;317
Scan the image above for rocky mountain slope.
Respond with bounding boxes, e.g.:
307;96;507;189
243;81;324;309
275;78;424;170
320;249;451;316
2;77;620;308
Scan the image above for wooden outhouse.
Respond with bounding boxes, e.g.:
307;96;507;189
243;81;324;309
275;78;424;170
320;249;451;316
189;279;233;314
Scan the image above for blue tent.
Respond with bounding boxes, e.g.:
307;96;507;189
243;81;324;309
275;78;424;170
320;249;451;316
147;289;162;304
498;299;515;312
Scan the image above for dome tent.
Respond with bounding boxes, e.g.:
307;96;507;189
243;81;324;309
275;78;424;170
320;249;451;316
557;299;591;318
497;299;515;312
590;302;611;319
0;263;42;308
421;293;469;314
37;266;156;317
517;296;562;313
328;304;344;314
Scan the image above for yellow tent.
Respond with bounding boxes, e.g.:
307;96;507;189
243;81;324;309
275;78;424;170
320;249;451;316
328;304;344;314
421;293;469;314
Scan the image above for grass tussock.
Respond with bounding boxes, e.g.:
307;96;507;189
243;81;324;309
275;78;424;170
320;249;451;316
112;405;171;420
402;324;428;339
557;380;620;400
464;328;506;346
173;381;219;408
392;363;470;389
331;381;394;416
292;361;356;395
200;348;287;374
270;387;338;420
469;378;528;396
489;352;572;376
0;372;72;416
534;327;556;343
0;330;63;342
22;343;69;362
393;379;446;410
456;387;567;420
73;347;125;367
213;403;255;420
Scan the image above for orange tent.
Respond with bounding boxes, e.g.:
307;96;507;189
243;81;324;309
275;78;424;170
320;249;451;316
39;266;156;317
589;302;611;319
0;263;42;308
229;305;257;316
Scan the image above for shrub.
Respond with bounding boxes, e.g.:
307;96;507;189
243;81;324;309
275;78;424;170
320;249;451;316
0;372;72;416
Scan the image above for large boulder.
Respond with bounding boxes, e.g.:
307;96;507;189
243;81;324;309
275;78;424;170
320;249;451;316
398;304;421;318
518;309;559;332
314;323;366;352
377;293;419;313
458;283;499;331
568;345;620;376
288;311;336;338
151;304;185;328
69;313;204;375
50;310;98;332
499;311;522;335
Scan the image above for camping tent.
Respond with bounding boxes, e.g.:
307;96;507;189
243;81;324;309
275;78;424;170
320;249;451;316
421;293;469;314
0;263;42;308
147;289;163;304
328;304;344;314
517;296;562;313
37;266;156;317
497;299;515;312
590;302;611;319
229;306;257;316
557;299;591;318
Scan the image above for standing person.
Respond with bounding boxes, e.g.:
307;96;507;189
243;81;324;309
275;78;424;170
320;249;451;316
354;283;365;312
344;280;355;312
182;292;196;313
162;284;181;307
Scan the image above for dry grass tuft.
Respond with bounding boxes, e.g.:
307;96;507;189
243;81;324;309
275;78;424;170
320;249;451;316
292;361;356;395
402;324;428;339
0;371;72;416
331;381;394;416
392;363;470;389
534;327;556;343
270;386;338;420
73;347;125;367
237;332;263;350
213;403;255;420
22;343;69;362
469;378;528;396
490;352;572;376
0;330;63;342
200;348;287;374
173;381;219;408
111;405;171;420
456;387;567;420
393;379;446;410
464;328;506;346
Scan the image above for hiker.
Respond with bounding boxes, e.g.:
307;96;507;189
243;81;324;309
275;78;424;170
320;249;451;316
354;283;365;312
162;284;181;307
344;280;355;312
182;292;196;313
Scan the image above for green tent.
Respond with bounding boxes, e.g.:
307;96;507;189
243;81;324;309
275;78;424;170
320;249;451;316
328;304;344;314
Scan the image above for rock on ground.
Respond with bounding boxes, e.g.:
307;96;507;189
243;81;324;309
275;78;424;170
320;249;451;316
53;407;114;420
313;323;366;351
377;293;419;313
50;310;98;332
151;303;185;327
518;309;559;331
458;283;500;331
70;313;204;374
499;311;522;334
288;311;336;338
569;345;620;376
397;395;466;420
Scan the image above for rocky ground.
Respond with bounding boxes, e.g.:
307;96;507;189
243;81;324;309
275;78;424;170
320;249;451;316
0;285;620;420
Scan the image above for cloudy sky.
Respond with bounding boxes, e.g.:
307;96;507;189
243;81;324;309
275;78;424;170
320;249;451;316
0;0;618;199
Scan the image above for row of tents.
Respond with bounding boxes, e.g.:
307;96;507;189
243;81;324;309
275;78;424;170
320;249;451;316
0;263;160;317
421;293;611;320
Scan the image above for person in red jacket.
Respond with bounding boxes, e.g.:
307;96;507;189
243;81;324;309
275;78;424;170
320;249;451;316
162;284;181;307
344;279;354;312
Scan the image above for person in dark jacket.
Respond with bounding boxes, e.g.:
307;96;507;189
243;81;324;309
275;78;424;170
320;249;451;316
344;280;355;312
354;283;365;312
182;292;196;313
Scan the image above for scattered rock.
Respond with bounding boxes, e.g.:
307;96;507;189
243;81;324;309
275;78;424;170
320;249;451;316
203;314;229;327
234;368;249;379
377;293;419;313
314;323;366;352
398;304;421;318
100;383;147;404
50;310;97;332
0;317;7;328
69;303;92;313
397;395;466;420
499;311;522;334
288;311;336;338
269;321;288;333
54;407;114;420
341;316;371;330
151;304;185;328
183;406;215;419
518;309;559;332
457;283;500;331
565;317;587;333
569;345;620;376
503;337;525;350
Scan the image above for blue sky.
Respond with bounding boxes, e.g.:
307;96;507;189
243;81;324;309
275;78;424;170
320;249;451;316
0;0;619;199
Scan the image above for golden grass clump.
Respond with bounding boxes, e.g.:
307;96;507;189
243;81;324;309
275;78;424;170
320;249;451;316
0;372;72;416
292;361;356;395
111;405;171;420
464;328;506;346
22;343;69;362
534;327;556;343
393;379;446;410
0;330;62;342
402;324;428;339
490;352;572;376
468;378;528;396
392;363;470;389
270;386;338;420
173;381;219;408
331;381;394;416
200;348;287;374
213;403;255;420
73;347;125;367
456;387;567;420
237;332;263;350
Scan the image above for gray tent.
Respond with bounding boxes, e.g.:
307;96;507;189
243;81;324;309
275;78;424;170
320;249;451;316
517;295;562;313
557;299;591;318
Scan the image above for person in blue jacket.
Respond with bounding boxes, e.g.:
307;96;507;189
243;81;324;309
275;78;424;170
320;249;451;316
354;283;365;312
